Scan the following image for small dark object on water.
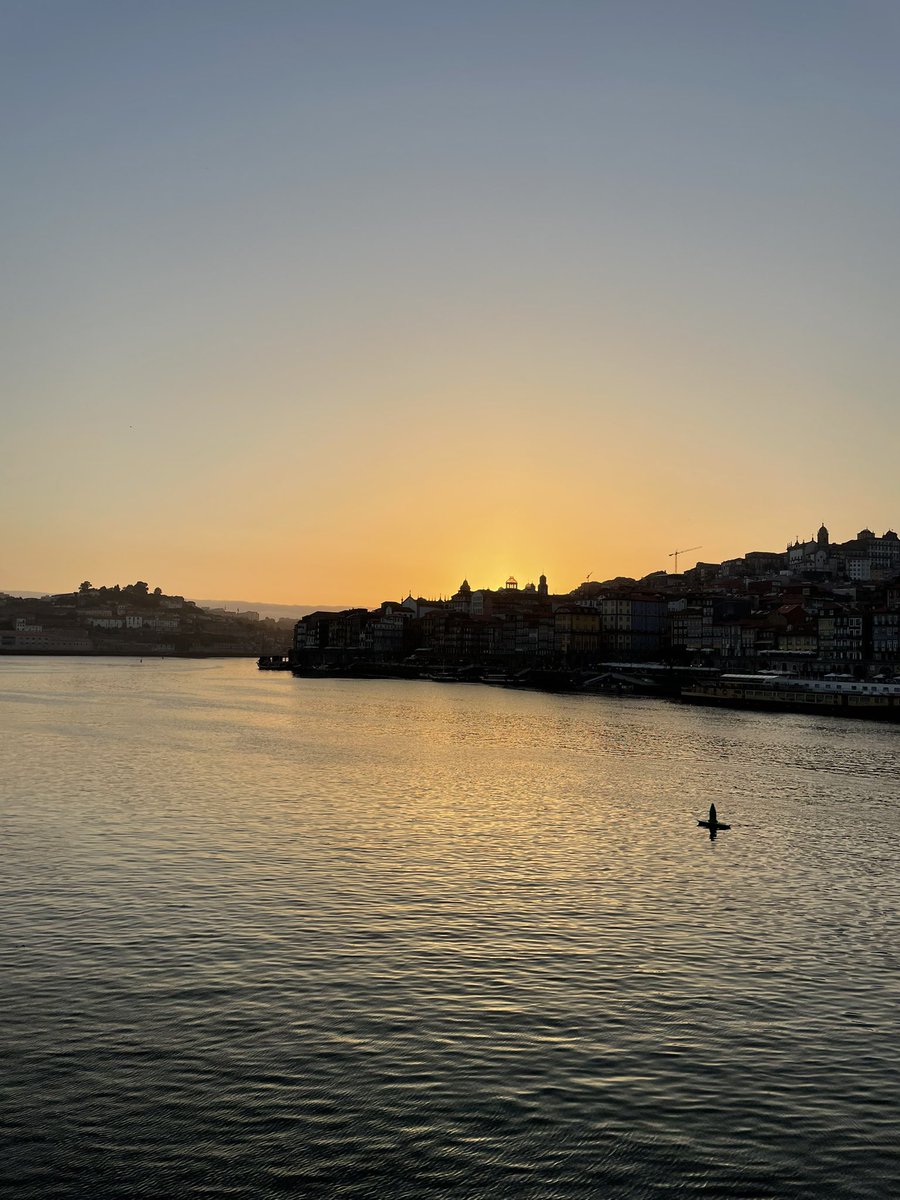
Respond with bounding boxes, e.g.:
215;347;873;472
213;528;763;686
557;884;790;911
698;803;730;832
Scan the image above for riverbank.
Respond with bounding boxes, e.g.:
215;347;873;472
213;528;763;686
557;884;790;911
275;659;900;721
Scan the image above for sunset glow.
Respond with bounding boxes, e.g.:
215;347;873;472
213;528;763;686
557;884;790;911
3;2;898;604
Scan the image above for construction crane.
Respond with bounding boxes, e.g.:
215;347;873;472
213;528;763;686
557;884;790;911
669;545;702;573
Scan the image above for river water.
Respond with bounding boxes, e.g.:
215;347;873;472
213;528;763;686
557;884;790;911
1;657;898;1198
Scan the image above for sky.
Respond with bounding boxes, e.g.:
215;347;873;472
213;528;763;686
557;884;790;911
3;0;899;605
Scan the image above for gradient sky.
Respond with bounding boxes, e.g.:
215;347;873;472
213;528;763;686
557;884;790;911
3;1;899;604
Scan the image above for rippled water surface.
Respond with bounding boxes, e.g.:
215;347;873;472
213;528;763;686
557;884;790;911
2;657;899;1198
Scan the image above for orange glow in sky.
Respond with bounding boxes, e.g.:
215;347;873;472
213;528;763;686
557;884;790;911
2;4;898;605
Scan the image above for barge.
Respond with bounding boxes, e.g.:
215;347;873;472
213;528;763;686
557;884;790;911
681;674;900;721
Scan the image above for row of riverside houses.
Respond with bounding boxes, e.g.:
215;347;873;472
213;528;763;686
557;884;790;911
290;525;900;678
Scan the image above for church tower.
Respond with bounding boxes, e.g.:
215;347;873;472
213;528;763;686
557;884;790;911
450;578;472;612
817;522;829;548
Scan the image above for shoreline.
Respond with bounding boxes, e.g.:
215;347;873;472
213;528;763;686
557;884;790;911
0;650;264;660
281;661;900;722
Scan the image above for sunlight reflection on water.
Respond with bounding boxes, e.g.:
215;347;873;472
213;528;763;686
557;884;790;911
2;658;899;1198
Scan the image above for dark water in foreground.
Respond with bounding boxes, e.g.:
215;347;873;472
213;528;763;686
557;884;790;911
2;657;899;1199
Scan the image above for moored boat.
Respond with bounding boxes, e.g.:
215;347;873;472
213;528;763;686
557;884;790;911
681;674;900;721
257;654;293;670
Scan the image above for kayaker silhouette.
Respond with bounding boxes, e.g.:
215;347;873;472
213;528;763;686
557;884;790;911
699;802;730;837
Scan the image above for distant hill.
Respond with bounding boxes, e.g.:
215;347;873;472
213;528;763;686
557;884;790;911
1;590;347;622
190;599;347;621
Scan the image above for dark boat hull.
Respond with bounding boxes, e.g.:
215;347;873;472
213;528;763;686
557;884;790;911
681;688;900;722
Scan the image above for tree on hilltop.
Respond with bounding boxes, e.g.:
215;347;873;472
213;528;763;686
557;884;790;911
122;581;150;598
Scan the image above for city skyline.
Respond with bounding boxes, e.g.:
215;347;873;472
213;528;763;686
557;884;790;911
4;2;900;604
4;518;895;610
